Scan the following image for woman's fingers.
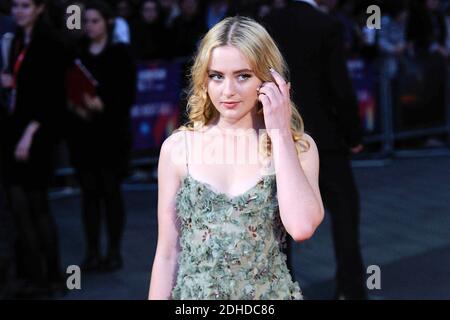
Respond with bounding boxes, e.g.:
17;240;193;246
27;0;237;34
258;70;290;120
259;82;282;107
258;91;271;109
269;68;289;98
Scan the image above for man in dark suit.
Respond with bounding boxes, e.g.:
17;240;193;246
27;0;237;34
263;0;367;299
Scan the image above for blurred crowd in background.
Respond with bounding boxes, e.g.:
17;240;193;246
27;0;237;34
2;0;450;69
2;0;449;138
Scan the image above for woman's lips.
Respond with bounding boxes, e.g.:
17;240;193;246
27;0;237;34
222;101;240;108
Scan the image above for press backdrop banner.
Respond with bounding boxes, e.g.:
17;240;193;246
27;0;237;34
131;60;182;151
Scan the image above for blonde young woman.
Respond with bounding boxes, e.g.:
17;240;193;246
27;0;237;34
148;16;324;300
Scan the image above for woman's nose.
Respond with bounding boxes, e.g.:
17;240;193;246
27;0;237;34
222;78;236;97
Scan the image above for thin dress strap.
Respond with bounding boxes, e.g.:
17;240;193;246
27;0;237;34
184;130;189;175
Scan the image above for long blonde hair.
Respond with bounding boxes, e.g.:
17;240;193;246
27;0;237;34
175;16;310;156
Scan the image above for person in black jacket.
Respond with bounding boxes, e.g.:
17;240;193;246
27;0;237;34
0;0;67;297
0;11;16;300
170;0;207;58
263;0;367;299
129;0;169;60
66;1;136;272
406;0;448;129
0;71;15;300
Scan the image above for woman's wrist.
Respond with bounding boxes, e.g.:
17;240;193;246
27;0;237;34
270;128;294;149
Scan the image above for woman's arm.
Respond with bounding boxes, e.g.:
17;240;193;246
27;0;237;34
148;132;183;299
258;69;324;242
272;132;324;242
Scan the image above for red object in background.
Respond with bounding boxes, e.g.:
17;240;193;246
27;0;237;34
347;58;377;133
357;89;376;133
66;59;98;109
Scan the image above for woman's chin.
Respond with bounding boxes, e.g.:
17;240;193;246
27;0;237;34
218;109;244;119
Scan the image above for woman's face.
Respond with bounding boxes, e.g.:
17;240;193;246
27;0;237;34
84;9;108;41
181;0;198;17
426;0;439;10
160;0;175;9
11;0;44;29
142;1;158;23
117;1;131;19
207;45;263;122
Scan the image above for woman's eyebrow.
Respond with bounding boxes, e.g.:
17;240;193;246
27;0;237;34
207;69;254;74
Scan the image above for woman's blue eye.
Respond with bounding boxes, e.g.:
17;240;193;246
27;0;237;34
238;74;252;81
208;74;222;80
208;74;252;81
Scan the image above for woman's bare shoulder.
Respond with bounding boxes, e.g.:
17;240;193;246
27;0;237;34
297;132;319;161
161;126;206;151
161;129;187;151
302;132;317;148
159;129;190;177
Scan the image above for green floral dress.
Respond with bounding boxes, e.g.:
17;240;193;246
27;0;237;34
170;131;303;300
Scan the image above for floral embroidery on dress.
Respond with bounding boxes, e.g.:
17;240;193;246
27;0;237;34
171;173;304;300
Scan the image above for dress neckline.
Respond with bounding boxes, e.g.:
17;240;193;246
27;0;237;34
181;173;276;202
